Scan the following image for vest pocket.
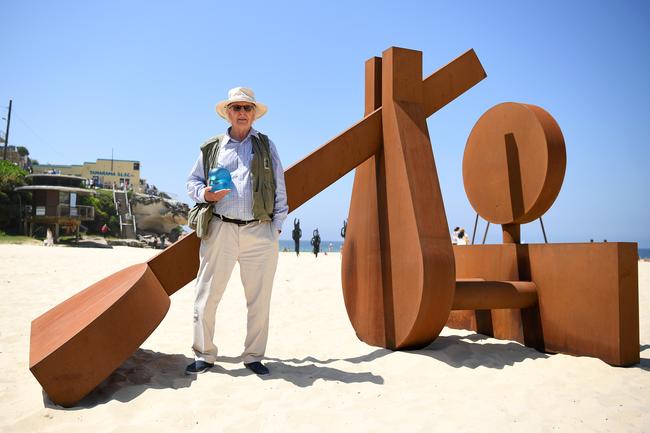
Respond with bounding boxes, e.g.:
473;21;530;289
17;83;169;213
261;180;274;215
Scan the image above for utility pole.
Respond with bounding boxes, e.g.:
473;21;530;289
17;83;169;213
2;99;12;160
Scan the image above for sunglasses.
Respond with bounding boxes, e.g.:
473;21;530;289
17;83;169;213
229;104;255;112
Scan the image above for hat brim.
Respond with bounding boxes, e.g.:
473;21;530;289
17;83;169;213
215;100;267;120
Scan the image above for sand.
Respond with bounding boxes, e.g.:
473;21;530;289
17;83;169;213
0;244;648;432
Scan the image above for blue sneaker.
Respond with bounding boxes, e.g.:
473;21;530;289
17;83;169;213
185;360;214;375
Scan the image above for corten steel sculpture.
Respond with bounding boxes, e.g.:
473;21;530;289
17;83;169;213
445;102;639;366
29;47;639;407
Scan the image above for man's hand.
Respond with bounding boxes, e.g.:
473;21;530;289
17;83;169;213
204;188;231;203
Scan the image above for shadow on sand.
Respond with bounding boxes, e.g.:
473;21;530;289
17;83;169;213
45;333;646;408
195;354;386;387
266;332;549;375
44;349;196;410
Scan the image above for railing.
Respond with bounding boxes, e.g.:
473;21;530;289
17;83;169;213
25;204;95;221
114;187;136;238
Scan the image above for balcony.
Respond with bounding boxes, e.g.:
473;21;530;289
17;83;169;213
24;204;95;221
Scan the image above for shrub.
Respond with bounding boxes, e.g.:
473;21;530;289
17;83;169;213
0;160;28;233
79;189;119;234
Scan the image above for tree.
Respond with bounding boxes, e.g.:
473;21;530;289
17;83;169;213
78;189;119;235
0;160;28;232
0;160;27;191
169;225;184;242
17;146;29;157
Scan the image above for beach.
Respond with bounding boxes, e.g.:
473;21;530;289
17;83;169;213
1;244;648;432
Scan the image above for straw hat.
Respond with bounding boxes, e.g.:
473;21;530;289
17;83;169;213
215;87;268;120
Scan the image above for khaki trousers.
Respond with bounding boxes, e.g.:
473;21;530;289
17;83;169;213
192;218;279;364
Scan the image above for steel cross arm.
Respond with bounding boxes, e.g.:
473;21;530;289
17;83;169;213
284;48;486;212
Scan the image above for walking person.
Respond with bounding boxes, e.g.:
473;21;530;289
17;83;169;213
292;218;302;256
45;227;54;247
185;87;287;376
311;228;321;258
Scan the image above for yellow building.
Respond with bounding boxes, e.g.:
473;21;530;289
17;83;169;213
35;159;144;192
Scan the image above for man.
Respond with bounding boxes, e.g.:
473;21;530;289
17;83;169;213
185;87;287;375
456;227;470;245
292;218;301;256
311;228;321;257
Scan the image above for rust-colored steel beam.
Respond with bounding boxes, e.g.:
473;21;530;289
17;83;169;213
29;264;170;406
284;48;486;213
374;46;456;348
284;108;382;212
422;49;487;117
342;48;486;349
452;280;538;310
148;231;201;296
341;57;388;347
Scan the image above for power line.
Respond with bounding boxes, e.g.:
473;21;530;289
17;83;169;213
13;112;48;147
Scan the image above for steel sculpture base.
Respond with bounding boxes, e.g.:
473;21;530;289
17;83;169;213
447;243;639;366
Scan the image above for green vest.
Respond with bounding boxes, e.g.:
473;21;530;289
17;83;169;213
188;132;276;238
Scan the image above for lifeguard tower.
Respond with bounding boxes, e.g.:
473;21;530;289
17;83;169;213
15;173;96;240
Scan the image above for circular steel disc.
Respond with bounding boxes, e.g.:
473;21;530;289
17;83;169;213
463;102;566;225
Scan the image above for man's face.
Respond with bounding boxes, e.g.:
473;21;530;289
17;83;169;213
227;102;256;130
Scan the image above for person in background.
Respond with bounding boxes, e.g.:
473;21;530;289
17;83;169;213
452;226;460;244
292;218;302;256
45;227;54;247
456;228;470;245
311;228;321;257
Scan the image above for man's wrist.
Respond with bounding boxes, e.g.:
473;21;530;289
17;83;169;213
200;187;209;203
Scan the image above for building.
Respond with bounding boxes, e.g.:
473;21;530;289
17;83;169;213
2;145;32;171
35;158;144;192
15;174;96;240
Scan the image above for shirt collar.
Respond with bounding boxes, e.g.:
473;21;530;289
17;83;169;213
225;127;259;144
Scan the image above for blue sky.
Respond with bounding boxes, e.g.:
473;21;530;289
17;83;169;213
2;1;649;245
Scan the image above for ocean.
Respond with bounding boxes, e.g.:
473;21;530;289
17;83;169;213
277;241;650;259
279;239;343;253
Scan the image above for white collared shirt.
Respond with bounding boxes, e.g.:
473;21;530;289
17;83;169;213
186;127;288;232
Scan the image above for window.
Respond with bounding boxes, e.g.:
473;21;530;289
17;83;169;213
133;162;140;171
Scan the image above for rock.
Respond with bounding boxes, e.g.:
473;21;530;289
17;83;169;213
130;193;189;235
107;238;148;248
